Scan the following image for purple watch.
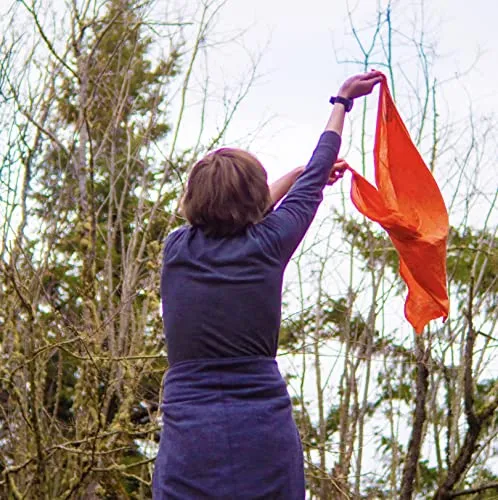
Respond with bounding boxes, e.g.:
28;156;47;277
329;95;353;112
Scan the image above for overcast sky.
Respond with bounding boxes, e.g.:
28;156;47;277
169;0;498;199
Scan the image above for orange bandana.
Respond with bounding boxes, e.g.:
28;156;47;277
348;76;449;333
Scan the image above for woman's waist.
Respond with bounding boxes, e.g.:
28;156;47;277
163;355;288;403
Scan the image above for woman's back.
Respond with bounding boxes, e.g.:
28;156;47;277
161;224;284;366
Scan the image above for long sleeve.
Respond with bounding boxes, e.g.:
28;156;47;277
257;131;341;264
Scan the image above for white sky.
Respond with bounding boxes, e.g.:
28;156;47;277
176;0;498;183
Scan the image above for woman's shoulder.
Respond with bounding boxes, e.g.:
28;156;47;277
164;225;190;251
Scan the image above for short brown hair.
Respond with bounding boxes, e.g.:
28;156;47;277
182;148;271;237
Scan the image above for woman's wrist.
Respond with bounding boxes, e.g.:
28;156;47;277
269;166;306;205
325;103;346;135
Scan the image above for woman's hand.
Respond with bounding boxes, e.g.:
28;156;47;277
325;71;382;136
326;159;348;186
338;70;383;100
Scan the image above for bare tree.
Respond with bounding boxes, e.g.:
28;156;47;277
0;0;265;497
280;1;498;499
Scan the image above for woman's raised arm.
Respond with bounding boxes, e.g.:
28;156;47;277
258;71;383;263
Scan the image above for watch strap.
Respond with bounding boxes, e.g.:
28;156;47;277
329;95;353;112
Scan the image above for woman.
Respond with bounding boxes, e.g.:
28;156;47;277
153;71;382;499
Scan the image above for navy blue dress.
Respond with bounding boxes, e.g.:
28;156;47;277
153;131;341;499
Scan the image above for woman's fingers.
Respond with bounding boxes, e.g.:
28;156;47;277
359;70;384;81
338;71;384;99
326;161;348;185
333;158;350;171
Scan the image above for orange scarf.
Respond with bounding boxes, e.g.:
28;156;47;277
348;76;449;333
